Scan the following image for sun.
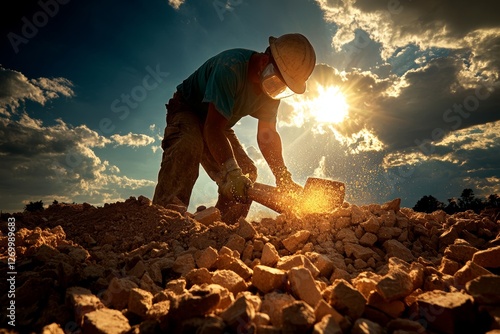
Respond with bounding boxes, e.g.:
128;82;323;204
309;85;349;124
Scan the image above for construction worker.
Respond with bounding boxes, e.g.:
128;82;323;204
153;33;316;224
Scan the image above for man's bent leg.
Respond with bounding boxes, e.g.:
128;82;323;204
153;94;204;209
201;128;257;224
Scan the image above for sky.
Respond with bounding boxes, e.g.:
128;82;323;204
1;0;499;215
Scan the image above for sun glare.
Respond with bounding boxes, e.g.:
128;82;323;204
310;85;349;124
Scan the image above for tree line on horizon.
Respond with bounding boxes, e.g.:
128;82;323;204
412;188;499;214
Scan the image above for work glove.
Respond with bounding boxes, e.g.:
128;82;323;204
219;158;253;203
275;168;303;195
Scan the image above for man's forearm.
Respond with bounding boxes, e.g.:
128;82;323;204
258;129;287;176
205;103;234;167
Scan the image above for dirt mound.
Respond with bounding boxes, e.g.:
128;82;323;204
1;197;499;333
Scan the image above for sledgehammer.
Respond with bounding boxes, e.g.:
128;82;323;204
248;177;345;215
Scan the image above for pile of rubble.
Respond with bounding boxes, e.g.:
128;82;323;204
1;196;499;333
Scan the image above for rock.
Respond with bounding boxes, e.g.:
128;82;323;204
359;232;378;247
444;243;479;263
215;253;253;280
439;226;460;249
454;260;493;287
361;216;381;233
472;245;500;268
465;275;500;304
127;260;146;279
103;277;138;310
376;267;414;301
283;230;311;253
314;299;345;325
261;242;280;267
82;308;131;334
128;288;153;318
211;269;247;295
225;234;246;254
195;246;218;269
277;254;320;278
41;323;65;334
261;292;297;327
327;279;366;320
220;295;256;332
386;318;426;333
384;239;415;262
367;291;405;318
344;243;376;261
172;253;196;275
289;267;323;307
66;286;105;326
416;290;475;334
306;252;335;278
381;198;401;212
193;206;221;225
439;257;461;275
312;314;343;334
146;300;170;320
352;318;383;334
236;217;257;240
282;301;315;334
252;265;287;293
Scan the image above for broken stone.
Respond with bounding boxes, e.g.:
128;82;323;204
185;267;212;287
252;265;287;293
103;277;138;310
454;260;493;287
220;295;256;332
472;245;500;269
306;252;335;278
236;217;257;240
193;206;221;226
289;267;323;307
327;279;366;320
66;286;105;326
416;290;475;334
359;232;378;247
344;243;376;261
211;269;247;295
283;230;311;253
439;257;461;275
195;246;218;269
225;234;246;254
215;253;253;280
128;288;153;318
383;239;414;262
172;253;196;276
261;292;297;327
82;308;131;334
444;243;479;263
351;318;383;334
314;299;345;325
386;318;426;333
367;291;405;318
465;275;500;304
277;254;320;278
261;242;280;267
312;314;343;334
282;301;315;334
376;267;414;302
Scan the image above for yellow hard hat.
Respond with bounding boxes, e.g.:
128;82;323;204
269;33;316;94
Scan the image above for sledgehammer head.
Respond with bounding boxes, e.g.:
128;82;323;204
300;177;345;214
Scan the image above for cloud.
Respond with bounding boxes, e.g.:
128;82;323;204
111;133;155;147
0;67;157;211
168;0;186;10
315;0;500;59
0;66;74;116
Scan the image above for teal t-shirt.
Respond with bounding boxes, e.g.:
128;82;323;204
177;48;279;127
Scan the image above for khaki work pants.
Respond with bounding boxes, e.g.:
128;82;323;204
152;92;257;224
